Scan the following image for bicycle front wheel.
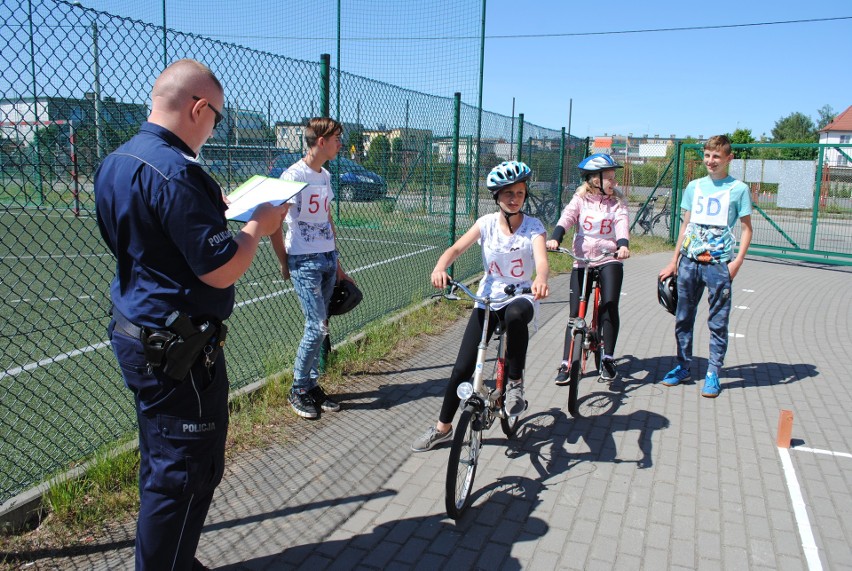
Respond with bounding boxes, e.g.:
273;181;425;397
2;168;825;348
501;407;521;438
446;406;482;519
568;331;584;416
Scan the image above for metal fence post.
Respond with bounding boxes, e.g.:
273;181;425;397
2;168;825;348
557;127;566;211
811;145;825;250
448;92;461;276
670;141;683;243
516;112;524;164
320;53;330;118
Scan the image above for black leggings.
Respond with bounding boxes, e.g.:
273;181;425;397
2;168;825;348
439;300;534;425
562;263;624;360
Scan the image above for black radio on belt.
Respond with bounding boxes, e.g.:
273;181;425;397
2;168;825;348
141;311;226;381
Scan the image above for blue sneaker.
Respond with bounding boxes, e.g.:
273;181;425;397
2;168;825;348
701;372;721;398
660;365;690;387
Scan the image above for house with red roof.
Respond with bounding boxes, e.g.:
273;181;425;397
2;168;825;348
819;105;852;167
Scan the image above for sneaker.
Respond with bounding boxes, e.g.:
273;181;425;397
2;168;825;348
308;385;341;412
504;380;527;417
411;426;453;452
660;365;690;387
701;372;721;398
600;357;617;381
289;389;319;419
554;363;570;386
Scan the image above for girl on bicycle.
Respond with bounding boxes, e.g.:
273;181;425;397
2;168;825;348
546;153;630;383
411;161;550;452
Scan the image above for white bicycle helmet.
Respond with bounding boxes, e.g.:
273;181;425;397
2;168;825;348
486;160;532;196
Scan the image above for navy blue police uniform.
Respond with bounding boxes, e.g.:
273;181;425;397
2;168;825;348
95;121;238;570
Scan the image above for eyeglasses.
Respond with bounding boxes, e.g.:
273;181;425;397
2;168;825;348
192;96;224;128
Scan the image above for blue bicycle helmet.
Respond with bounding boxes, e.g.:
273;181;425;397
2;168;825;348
577;153;623;173
486;160;532;196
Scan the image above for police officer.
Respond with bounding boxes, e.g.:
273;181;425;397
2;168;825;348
95;59;285;570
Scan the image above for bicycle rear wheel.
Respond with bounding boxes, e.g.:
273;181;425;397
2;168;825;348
568;331;584;416
446;406;481;519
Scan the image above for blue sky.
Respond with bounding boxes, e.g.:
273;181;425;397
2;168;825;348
77;0;850;140
481;0;851;139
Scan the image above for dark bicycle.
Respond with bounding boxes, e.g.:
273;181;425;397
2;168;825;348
635;191;671;235
552;248;616;416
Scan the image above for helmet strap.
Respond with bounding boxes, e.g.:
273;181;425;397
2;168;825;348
499;208;521;233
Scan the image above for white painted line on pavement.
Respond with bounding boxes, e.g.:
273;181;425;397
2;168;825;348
778;446;823;571
793;446;852;460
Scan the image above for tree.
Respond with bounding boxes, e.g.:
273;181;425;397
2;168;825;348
364;134;390;176
817;104;836;130
727;128;756;159
771;112;817;142
770;112;818;159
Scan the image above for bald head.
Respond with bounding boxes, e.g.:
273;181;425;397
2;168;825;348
148;59;224;155
152;59;222;111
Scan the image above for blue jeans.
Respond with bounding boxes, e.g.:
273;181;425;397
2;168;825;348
675;257;732;375
289;251;338;390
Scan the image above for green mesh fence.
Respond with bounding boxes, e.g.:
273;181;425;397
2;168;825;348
0;0;580;507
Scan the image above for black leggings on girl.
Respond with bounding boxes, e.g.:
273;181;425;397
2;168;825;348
438;299;534;425
562;262;624;360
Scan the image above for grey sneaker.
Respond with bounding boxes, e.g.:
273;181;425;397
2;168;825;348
600;358;617;381
504;380;527;417
554;363;570;385
308;385;341;412
289;389;319;419
411;426;453;452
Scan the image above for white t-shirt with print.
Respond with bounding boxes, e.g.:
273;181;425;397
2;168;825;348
475;212;545;311
281;159;336;255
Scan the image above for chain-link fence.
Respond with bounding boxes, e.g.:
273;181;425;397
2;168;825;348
0;0;582;507
627;141;852;261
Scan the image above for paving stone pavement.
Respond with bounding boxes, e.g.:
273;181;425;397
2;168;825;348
34;252;852;570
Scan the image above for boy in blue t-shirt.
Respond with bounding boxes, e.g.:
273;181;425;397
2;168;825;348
658;135;753;398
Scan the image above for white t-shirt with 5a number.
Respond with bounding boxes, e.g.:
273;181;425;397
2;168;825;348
475;212;545;311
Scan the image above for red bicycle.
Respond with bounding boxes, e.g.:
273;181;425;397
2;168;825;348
553;248;615;416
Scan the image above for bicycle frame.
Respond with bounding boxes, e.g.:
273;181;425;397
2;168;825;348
446;280;520;425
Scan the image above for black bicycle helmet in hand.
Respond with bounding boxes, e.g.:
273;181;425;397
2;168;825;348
657;275;677;315
328;279;363;316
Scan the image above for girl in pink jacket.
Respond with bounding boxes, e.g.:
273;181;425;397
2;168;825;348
546;154;630;383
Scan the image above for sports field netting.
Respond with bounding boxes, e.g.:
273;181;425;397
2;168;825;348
0;0;582;507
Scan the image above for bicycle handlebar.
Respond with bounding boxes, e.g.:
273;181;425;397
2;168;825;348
551;248;616;265
441;279;532;306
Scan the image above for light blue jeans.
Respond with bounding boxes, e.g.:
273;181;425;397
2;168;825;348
675;256;732;375
289;250;338;391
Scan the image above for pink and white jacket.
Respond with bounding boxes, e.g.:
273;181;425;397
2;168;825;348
553;192;629;267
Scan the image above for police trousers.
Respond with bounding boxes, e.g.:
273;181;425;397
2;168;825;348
109;320;229;571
